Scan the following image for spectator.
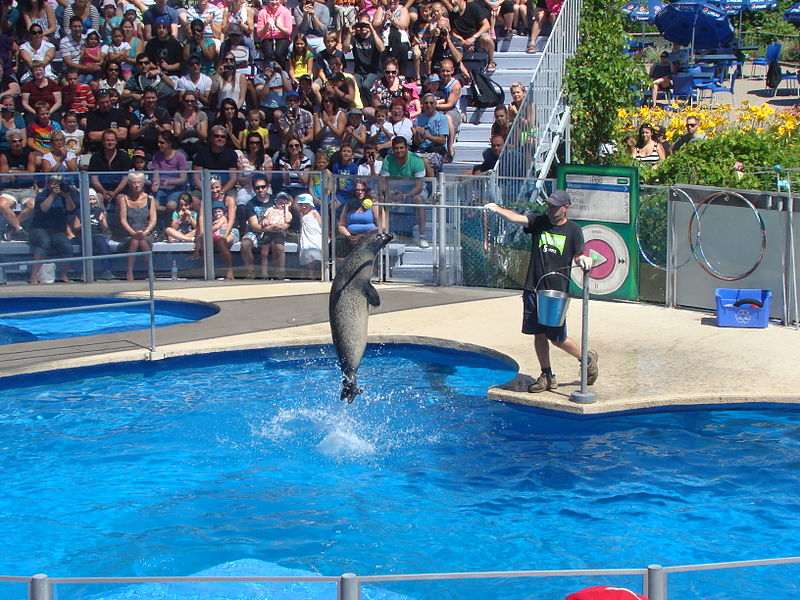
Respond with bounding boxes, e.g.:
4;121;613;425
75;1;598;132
373;0;411;72
183;0;224;40
357;142;382;176
370;57;406;112
0;0;19;35
60;110;84;155
275;136;311;198
480;0;516;42
164;192;198;243
194;176;238;280
89;128;131;207
183;18;218;76
61;68;96;116
254;59;292;126
125;53;178;102
144;18;183;78
315;30;347;87
210;51;248;111
293;0;330;53
78;29;105;84
296;192;322;278
21;65;62;118
122;4;145;39
672;116;706;153
23;0;58;42
333;0;359;44
130;86;172;155
59;17;87;74
63;0;101;33
491;104;511;139
402;82;421;120
0;96;26;152
631;122;664;164
98;0;122;46
117;171;157;281
85;89;129;152
425;17;464;79
507;81;524;119
0;129;37;240
172;91;208;160
297;74;321;114
177;57;214;108
342;107;368;157
151;130;188;223
336;178;385;257
314;93;346;153
192;123;239;195
331;142;359;208
237;130;274;205
447;0;495;72
20;25;57;79
120;18;143;78
277;90;314;146
649;51;672;106
26;101;62;154
256;0;293;71
241;178;291;279
380;135;428;247
28;175;76;284
96;61;126;96
434;57;461;160
342;15;383;109
526;0;554;54
218;23;254;75
323;55;361;111
309;149;331;204
143;0;180;40
240;109;270;151
0;63;21;100
386;97;413;145
413;93;448;172
369;105;393;155
288;33;315;87
41;130;78;177
212;98;246;149
224;0;255;44
410;2;436;81
85;187;116;279
472;133;503;173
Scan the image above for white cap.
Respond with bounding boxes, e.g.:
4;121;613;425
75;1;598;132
296;193;314;205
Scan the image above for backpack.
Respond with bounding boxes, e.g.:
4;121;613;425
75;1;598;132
468;68;505;108
766;60;781;89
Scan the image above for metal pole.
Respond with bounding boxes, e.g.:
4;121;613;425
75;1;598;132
338;573;360;600
570;268;596;404
201;170;214;281
320;170;331;282
29;574;51;600
147;252;157;355
436;173;446;286
79;169;94;283
645;564;667;600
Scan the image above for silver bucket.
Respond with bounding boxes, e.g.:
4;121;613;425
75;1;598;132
535;271;571;327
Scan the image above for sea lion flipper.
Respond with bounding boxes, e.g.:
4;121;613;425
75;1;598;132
364;282;381;307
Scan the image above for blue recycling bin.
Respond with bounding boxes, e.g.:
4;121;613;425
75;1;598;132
715;288;772;328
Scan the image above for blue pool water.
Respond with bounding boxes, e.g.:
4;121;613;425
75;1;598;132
1;344;799;600
0;296;217;344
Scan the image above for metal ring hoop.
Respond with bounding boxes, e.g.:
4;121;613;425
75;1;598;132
686;190;767;281
635;187;700;270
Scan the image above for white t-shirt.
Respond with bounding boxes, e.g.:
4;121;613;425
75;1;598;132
185;4;223;38
62;129;85;155
178;73;214;106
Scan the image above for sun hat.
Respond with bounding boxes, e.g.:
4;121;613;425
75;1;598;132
296;193;314;205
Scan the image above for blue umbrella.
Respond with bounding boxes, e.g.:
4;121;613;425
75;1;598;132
784;0;800;21
718;0;776;15
655;1;735;51
622;0;666;22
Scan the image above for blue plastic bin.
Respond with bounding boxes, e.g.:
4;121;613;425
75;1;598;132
715;288;772;328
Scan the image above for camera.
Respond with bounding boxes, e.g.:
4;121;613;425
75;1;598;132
288;107;297;117
330;72;345;82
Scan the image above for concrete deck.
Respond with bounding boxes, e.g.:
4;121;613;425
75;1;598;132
1;280;798;415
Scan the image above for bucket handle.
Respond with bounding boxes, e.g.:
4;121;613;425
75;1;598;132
535;270;572;292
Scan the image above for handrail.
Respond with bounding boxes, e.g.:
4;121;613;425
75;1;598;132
0;251;158;355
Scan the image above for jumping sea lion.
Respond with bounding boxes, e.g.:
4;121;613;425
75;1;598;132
329;231;394;403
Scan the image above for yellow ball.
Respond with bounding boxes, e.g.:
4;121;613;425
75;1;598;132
362;198;374;210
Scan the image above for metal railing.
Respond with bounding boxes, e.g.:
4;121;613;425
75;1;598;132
0;250;159;353
8;556;800;600
495;0;582;198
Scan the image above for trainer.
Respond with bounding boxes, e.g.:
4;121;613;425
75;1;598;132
485;190;598;392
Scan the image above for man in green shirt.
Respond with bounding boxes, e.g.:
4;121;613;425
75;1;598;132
380;136;429;248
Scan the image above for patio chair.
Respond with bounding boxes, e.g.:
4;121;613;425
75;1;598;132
669;75;698;106
751;42;781;78
772;69;799;96
708;70;738;106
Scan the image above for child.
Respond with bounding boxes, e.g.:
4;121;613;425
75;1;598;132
368;105;393;156
402;82;421;120
79;30;105;84
259;191;292;280
87;188;116;280
296;192;322;279
102;28;132;72
314;31;346;86
288;33;315;86
309;150;331;204
61;111;86;156
410;2;435;81
211;202;230;242
491;105;510;140
238;109;271;151
165;194;198;242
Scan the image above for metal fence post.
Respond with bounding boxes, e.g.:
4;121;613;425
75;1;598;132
29;574;51;600
645;564;666;600
201;170;214;281
79;169;94;282
338;573;359;600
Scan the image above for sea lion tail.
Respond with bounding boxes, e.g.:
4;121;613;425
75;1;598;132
340;376;363;404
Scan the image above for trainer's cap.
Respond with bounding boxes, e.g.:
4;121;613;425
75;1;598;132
546;190;571;207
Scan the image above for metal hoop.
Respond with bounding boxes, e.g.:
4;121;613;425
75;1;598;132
635;187;700;271
686;190;767;281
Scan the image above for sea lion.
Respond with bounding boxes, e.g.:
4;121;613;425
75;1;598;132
329;231;394;403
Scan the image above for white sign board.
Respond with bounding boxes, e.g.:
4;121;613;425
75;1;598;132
564;174;631;224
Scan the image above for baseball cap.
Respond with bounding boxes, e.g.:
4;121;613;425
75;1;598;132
211;201;225;211
227;23;243;35
274;192;292;203
155;15;170;25
88;187;98;199
296;193;314;205
285;90;300;99
132;149;147;158
546;190;571;207
426;74;440;83
102;0;116;7
123;2;136;11
347;108;363;116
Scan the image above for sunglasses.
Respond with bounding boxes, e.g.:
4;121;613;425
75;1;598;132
254;185;268;190
288;143;301;147
248;139;262;144
384;70;397;74
687;123;697;127
212;133;227;138
31;30;43;34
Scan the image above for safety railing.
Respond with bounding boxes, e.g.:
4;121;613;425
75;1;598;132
0;250;159;353
8;557;800;600
495;0;582;196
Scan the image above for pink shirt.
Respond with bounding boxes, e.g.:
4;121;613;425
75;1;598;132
256;4;293;40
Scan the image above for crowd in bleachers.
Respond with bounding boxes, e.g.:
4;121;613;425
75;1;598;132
0;0;540;281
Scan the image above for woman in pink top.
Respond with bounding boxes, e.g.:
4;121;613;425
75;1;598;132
256;0;293;70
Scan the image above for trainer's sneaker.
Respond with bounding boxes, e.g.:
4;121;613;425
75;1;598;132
10;227;28;241
528;372;557;393
586;350;599;385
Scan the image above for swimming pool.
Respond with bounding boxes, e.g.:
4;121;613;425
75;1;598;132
1;344;799;600
0;296;218;345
